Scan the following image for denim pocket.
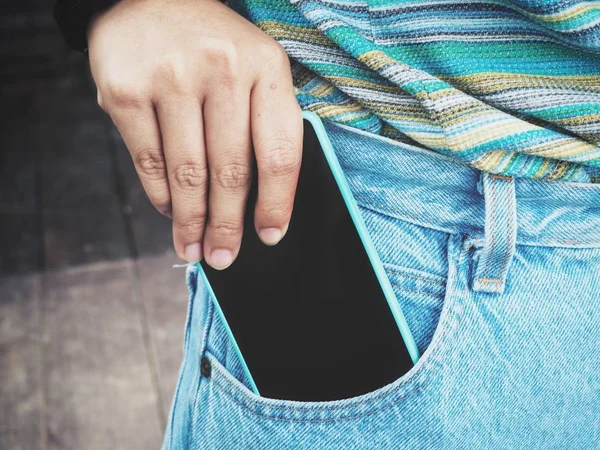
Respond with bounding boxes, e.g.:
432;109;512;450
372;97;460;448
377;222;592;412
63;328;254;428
383;262;446;356
191;210;469;430
360;205;452;357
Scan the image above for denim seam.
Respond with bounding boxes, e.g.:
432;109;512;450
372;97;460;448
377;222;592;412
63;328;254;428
497;179;516;280
356;182;599;248
205;279;464;422
537;180;600;190
355;196;465;237
391;283;445;299
201;238;468;422
167;347;188;448
330;121;461;166
190;275;216;438
330;120;600;190
478;176;501;284
477;176;516;286
209;376;423;423
167;267;198;450
385;267;446;285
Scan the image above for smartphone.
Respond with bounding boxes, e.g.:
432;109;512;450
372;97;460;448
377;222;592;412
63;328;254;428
199;111;419;402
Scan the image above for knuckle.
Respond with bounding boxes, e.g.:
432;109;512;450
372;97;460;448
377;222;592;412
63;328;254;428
155;55;190;92
172;163;208;191
135;149;166;180
258;40;288;66
177;215;207;235
257;43;291;78
204;40;240;79
103;80;144;107
213;160;251;190
271;43;291;69
210;219;243;237
260;134;300;177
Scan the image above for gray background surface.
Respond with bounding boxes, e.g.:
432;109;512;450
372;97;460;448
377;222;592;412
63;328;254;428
1;3;189;449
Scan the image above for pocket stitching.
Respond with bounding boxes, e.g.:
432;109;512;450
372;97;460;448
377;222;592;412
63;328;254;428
356;196;449;236
190;268;217;428
385;267;446;286
391;283;445;300
209;374;424;424
205;291;463;421
200;250;467;422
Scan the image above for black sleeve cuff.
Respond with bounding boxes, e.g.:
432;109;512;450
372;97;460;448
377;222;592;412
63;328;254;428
54;0;121;53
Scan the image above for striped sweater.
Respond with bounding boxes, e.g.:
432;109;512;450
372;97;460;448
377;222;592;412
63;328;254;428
230;0;600;183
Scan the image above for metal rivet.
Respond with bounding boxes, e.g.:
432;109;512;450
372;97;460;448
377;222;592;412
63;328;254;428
201;356;211;377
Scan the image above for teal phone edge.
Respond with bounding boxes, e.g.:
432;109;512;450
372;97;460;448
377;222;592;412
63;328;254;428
196;110;420;398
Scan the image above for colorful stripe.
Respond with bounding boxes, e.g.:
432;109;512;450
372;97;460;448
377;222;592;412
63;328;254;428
231;0;600;182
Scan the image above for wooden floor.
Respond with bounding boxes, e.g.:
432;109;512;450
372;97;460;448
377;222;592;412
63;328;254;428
0;5;188;449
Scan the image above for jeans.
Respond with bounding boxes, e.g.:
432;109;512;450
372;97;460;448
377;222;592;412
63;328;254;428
163;120;600;449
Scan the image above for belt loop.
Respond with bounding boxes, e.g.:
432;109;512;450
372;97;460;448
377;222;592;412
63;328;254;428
473;173;517;294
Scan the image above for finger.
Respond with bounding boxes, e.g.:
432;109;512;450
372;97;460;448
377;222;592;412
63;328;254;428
202;86;252;270
109;104;172;218
156;96;208;263
251;59;303;245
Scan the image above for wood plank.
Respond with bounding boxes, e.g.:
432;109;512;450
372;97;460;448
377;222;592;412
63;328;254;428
34;70;121;213
29;47;132;270
42;261;163;450
1;8;51;450
0;74;42;275
110;127;189;417
134;253;188;418
0;11;62;277
35;65;165;447
42;208;130;270
29;28;166;448
0;91;37;213
1;5;168;448
0;273;43;450
0;213;41;274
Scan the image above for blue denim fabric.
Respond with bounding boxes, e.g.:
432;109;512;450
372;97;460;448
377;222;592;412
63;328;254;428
163;120;600;449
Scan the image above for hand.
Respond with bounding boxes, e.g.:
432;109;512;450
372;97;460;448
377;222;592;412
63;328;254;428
87;0;302;269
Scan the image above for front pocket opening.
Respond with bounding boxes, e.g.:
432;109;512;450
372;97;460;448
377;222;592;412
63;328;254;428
195;234;470;422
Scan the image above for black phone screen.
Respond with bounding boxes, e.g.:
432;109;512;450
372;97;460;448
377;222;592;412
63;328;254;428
200;118;414;401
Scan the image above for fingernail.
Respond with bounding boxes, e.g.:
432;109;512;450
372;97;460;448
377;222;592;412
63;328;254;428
164;209;172;219
184;243;202;262
210;249;233;270
259;227;284;246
